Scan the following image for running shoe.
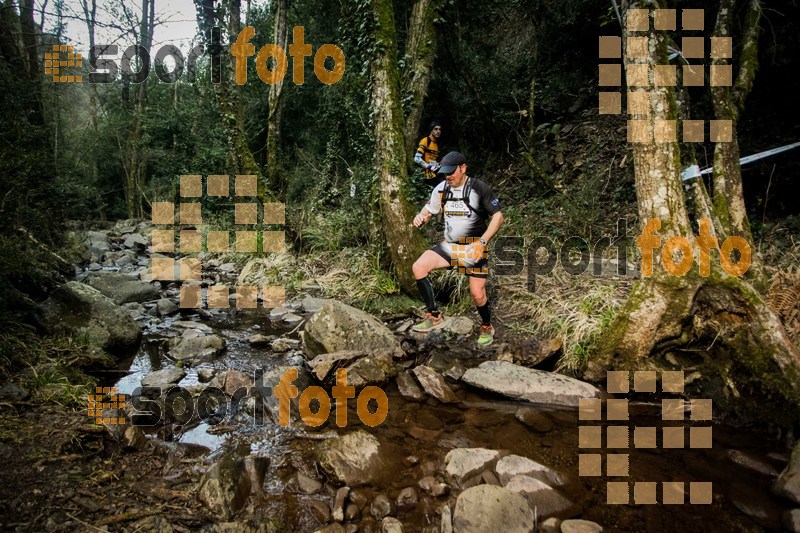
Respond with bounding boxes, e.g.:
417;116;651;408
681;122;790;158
477;325;495;346
412;313;445;333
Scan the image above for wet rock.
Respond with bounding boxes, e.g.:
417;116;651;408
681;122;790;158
270;307;293;320
173;320;213;333
446;317;474;335
309;351;367;381
333;486;350;522
244;455;269;493
85;272;159;304
258;365;313;423
297;472;323;494
514;407;554;433
283;313;304;325
561;519;603;533
122;302;147;318
396;487;418;510
156;298;179;317
302;300;403;359
349;489;369;509
396;371;426;401
504;475;575;519
445;448;501;489
784;509;800;532
223;369;253;397
141;367;186;388
123;233;149;250
271;338;300;352
36;282;141;356
345;503;361;521
85;231;111;259
495;455;566;487
443;363;466;382
371;494;395;519
0;383;30;403
452;485;534;533
169;329;226;364
302;295;325;313
317;430;385;486
539;517;561;533
774;443;800;504
309;499;332;524
728;449;780;477
346;352;398;387
198;368;217;382
461;361;600;407
381;517;403;533
440;505;452;533
412;366;459;404
248;334;273;346
197;450;252;520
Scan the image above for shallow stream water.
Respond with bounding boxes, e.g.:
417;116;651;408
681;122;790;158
112;306;794;532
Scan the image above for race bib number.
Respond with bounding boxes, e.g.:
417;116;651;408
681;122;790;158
444;200;469;216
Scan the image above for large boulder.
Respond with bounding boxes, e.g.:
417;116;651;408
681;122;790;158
445;448;501;489
36;282;141;355
302;300;403;359
495;455;566;487
452;485;535;533
198;448;252;520
774;443;800;504
169;329;226;364
84;272;159;305
317;430;386;486
462;361;600;407
504;475;576;519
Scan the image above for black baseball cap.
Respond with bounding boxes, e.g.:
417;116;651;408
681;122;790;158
437;151;467;175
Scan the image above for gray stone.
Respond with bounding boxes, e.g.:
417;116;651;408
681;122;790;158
333;486;350;522
371;494;395;520
504;475;574;519
248;334;273;346
461;361;600;407
495;454;566;487
302;300;403;358
169;329;226;364
346;352;398;387
309;499;332;524
302;295;325;313
258;365;312;423
446;317;474;335
122;302;146;317
381;517;403;533
444;448;501;489
514;407;554;433
197;368;217;382
309;351;367;381
36;282;141;356
452;485;534;533
774;443;800;504
396;371;426;401
560;519;603;533
198;450;252;520
85;272;159;305
317;431;385;486
444;363;466;382
784;509;800;533
413;366;459;404
539;517;561;533
123;233;149;250
270;307;293;320
141;367;186;388
297;472;323;494
728;449;780;477
271;338;300;352
283;313;304;325
123;425;150;450
440;505;452;533
223;369;253;397
157;298;180;317
172;320;213;333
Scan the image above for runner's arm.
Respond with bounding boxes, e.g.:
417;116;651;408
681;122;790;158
480;211;504;243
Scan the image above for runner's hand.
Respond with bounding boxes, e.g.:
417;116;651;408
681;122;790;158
468;240;485;260
413;212;430;227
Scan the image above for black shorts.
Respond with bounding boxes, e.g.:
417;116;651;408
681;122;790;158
431;241;488;279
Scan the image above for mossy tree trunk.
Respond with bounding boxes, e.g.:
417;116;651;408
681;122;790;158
591;0;800;423
402;0;444;160
266;0;288;194
370;0;427;295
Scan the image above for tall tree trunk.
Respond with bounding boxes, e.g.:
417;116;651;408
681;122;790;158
194;0;263;192
711;0;766;288
402;0;443;159
266;0;288;193
82;0;99;186
370;0;427;295
591;0;800;425
19;0;43;124
126;0;153;218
